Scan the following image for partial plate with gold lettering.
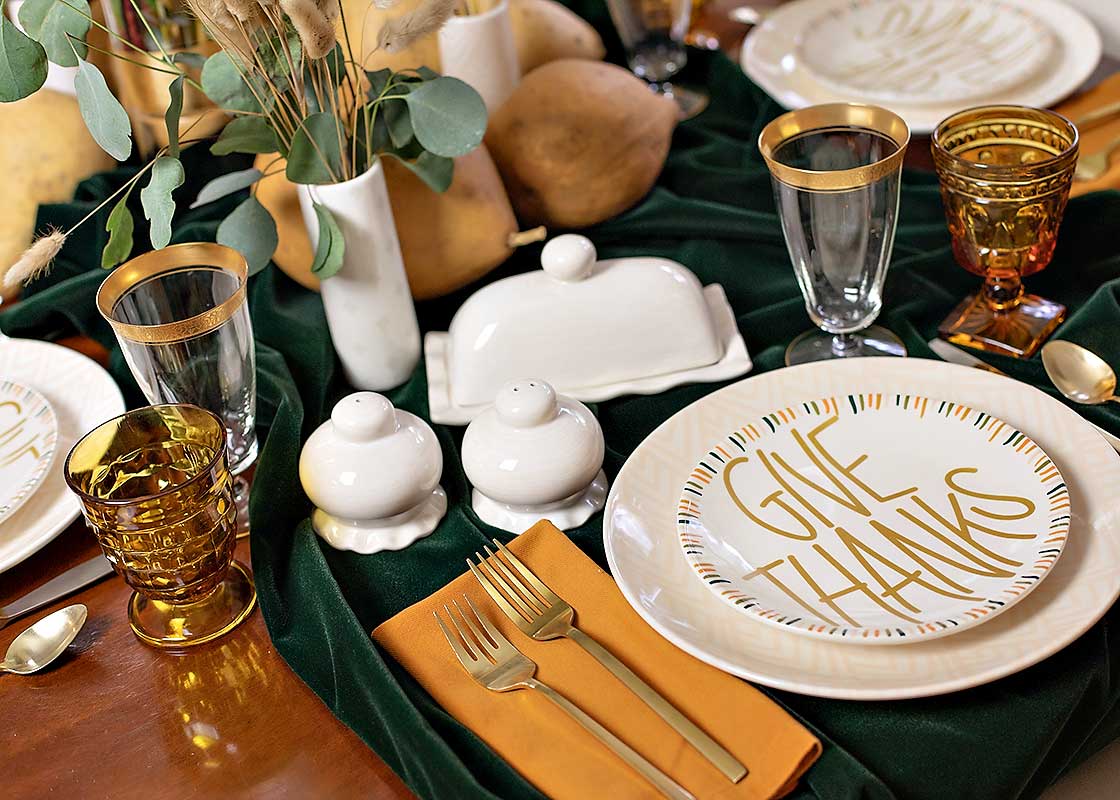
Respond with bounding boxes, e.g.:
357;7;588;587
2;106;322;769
680;394;1066;644
0;380;58;524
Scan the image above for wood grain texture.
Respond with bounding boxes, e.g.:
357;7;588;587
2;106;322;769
0;524;416;800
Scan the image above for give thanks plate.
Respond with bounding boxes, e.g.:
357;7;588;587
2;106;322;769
0;379;58;524
679;392;1067;644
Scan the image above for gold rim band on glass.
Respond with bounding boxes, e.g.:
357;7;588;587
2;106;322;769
97;243;248;345
758;103;911;192
931;105;1079;173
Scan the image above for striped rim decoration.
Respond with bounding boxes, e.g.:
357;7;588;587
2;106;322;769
0;380;59;523
678;393;1070;644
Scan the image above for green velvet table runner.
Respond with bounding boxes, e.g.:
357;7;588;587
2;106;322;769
5;16;1120;798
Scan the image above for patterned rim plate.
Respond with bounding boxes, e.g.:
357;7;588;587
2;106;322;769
604;358;1120;699
796;0;1054;106
679;392;1067;644
0;380;58;524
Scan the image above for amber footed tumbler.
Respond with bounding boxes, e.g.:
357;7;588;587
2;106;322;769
64;404;255;649
932;105;1079;358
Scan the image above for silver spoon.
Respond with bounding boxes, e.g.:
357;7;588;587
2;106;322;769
0;604;87;675
1041;341;1120;406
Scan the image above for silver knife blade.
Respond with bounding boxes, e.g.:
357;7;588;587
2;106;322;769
0;554;115;631
928;338;1120;454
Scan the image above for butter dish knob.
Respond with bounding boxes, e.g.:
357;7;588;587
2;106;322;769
494;379;559;428
541;234;596;282
331;391;399;442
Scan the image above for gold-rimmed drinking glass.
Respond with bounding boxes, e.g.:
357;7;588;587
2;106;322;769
97;243;258;477
932;105;1079;358
759;103;910;365
63;403;256;649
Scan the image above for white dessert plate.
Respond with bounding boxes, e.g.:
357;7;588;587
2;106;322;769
679;392;1067;644
0;380;58;524
0;338;125;573
604;358;1120;699
740;0;1102;135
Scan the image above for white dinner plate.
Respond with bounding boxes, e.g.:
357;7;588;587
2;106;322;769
0;338;125;574
740;0;1102;135
604;358;1120;699
680;392;1069;644
0;380;58;524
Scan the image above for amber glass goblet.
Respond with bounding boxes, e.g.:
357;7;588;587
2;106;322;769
63;404;255;649
932;106;1079;358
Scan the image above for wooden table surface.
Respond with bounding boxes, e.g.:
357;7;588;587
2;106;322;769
3;9;1118;798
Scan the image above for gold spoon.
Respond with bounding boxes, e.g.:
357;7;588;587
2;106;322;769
0;604;87;676
1041;341;1120;406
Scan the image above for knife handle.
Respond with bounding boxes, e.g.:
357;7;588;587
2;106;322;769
0;555;114;630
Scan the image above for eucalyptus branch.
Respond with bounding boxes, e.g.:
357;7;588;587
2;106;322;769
69;36;183;77
126;0;176;67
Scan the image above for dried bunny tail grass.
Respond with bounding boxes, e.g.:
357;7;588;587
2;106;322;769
373;0;397;8
375;0;455;53
223;0;264;23
4;230;66;290
281;0;336;59
187;0;257;61
316;0;340;22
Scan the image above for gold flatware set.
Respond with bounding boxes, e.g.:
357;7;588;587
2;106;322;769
437;539;749;798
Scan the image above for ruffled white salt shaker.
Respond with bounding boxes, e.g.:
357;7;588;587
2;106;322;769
462;379;608;533
299;392;447;553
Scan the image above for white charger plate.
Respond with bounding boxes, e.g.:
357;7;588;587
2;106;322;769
0;380;58;523
604;358;1120;699
740;0;1102;135
0;338;125;574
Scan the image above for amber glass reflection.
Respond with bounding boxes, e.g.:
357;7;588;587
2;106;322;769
63;404;255;649
932;105;1078;358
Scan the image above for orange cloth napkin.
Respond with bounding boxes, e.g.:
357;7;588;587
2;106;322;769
373;521;821;800
1057;71;1120;196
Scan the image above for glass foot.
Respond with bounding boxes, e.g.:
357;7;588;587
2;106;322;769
652;82;709;120
785;326;907;366
939;290;1066;359
128;560;257;649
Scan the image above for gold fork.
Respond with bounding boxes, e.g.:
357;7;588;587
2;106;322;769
436;596;696;800
1075;133;1120;181
468;540;748;783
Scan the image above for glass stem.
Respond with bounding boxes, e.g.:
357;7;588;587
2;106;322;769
982;273;1024;312
831;332;857;356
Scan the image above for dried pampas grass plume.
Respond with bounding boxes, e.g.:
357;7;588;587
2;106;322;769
281;0;336;59
4;230;66;290
375;0;455;53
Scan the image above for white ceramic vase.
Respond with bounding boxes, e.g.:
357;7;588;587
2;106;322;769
438;0;520;113
297;161;421;392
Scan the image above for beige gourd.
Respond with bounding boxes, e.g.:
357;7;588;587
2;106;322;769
0;90;115;298
485;59;678;228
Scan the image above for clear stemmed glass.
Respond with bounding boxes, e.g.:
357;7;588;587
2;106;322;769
759;103;910;365
605;0;709;119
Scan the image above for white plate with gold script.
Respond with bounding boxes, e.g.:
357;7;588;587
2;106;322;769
0;380;58;524
740;0;1101;135
0;338;125;574
679;393;1066;644
605;358;1120;699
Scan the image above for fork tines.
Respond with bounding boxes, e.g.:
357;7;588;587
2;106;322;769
467;539;561;624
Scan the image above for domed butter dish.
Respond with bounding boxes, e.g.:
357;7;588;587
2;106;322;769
462;379;609;533
424;234;752;424
300;392;447;553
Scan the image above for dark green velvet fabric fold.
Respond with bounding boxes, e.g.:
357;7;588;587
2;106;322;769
4;18;1120;798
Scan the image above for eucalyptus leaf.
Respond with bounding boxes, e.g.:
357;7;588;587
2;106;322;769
201;51;265;113
191;167;263;209
365;67;391;99
164;75;184;157
140;156;184;248
0;12;47;102
384;97;412;149
310;202;344;279
172;51;206;70
211;116;278;156
414;66;438;80
286;112;343;185
100;189;133;269
258;31;301;82
17;0;89;67
386;150;453;192
74;59;131;160
403;76;486;158
217;196;277;275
